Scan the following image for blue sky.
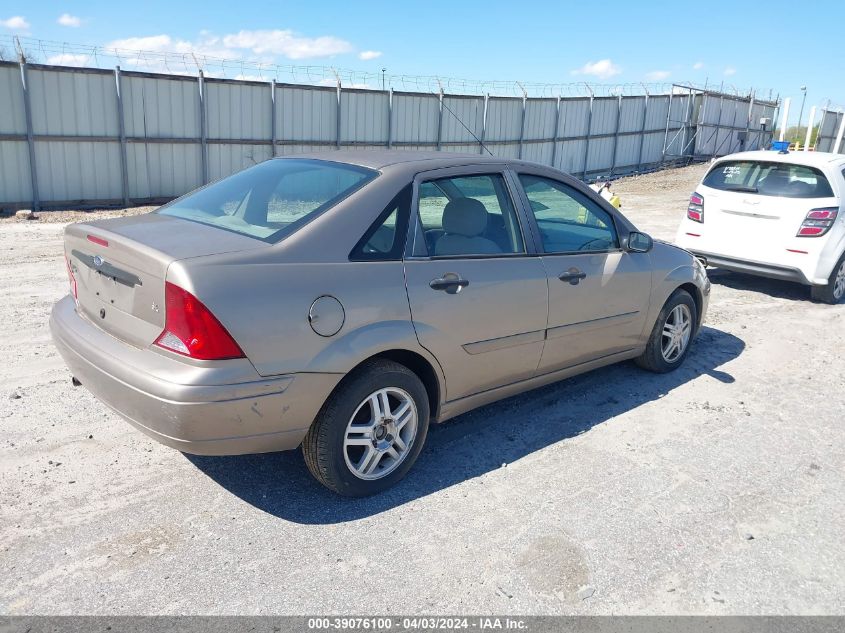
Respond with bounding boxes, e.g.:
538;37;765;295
1;0;843;126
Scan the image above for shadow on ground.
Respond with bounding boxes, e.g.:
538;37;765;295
707;269;811;301
186;325;744;524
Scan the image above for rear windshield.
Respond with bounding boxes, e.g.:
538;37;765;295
703;160;834;198
158;159;377;242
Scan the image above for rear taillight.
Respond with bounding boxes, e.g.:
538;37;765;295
65;256;77;299
687;192;704;223
154;282;244;360
797;207;838;237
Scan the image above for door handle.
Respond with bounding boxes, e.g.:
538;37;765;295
558;270;587;285
430;276;470;294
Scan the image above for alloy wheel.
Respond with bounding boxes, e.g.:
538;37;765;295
343;387;418;480
661;304;692;363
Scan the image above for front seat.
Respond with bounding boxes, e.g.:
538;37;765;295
434;198;502;256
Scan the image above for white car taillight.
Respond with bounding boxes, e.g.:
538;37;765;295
797;207;838;237
687;192;704;223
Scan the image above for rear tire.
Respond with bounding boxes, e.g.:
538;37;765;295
302;359;430;497
810;253;845;305
635;289;697;373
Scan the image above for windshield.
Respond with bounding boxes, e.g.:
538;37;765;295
157;159;377;242
702;160;834;199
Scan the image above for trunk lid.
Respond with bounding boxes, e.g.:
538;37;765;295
65;213;267;348
696;158;839;261
699;186;838;260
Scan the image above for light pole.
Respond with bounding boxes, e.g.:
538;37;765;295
797;85;807;142
381;68;386;91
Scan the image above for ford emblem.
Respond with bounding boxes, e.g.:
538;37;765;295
93;255;104;268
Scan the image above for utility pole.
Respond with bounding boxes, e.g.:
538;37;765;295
381;68;386;91
796;86;807;141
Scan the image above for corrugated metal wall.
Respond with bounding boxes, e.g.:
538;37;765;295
694;93;778;157
0;61;774;209
816;110;845;154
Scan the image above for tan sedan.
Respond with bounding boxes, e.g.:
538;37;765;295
51;151;710;496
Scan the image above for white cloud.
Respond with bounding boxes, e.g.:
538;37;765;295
724;66;737;76
570;59;621;80
222;29;353;59
57;13;81;27
693;61;705;70
645;70;670;81
47;53;89;66
0;15;30;31
358;50;382;61
104;34;241;71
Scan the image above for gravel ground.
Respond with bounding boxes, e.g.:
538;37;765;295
1;162;844;615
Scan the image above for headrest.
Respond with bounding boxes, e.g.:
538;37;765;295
442;198;488;237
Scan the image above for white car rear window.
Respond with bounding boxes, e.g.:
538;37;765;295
703;161;834;199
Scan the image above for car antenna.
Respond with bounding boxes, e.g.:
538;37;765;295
435;83;494;157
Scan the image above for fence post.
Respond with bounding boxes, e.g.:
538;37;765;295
636;90;649;172
682;89;693;158
581;90;594;180
114;66;130;207
198;70;208;184
833;111;845;154
436;87;444;151
550;96;562;168
387;88;393;149
743;92;754;151
661;90;674;163
270;79;277;158
18;61;39;211
517;92;527;160
608;93;622;176
335;78;342;149
816;108;828;152
479;93;488;155
803;106;816;151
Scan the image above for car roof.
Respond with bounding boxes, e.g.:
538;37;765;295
273;149;524;171
714;150;845;169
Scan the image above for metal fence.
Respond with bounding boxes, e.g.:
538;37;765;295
816;108;845;154
0;61;777;210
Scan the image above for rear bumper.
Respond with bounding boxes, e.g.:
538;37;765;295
688;250;813;285
50;296;342;455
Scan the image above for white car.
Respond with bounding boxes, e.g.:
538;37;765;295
676;150;845;303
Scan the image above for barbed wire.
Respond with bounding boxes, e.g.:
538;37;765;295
0;34;770;100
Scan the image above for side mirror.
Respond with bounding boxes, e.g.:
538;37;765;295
623;231;653;253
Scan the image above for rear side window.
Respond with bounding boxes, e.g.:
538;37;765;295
158;159;377;243
703;161;834;198
350;186;411;261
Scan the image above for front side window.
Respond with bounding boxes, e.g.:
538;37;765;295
703;161;834;198
158;159;377;243
415;174;524;257
519;175;618;253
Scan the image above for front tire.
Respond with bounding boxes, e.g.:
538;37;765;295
635;289;697;373
302;359;430;497
810;253;845;305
